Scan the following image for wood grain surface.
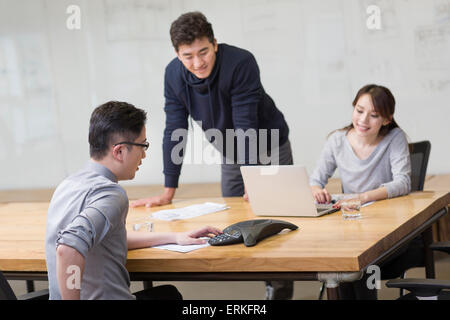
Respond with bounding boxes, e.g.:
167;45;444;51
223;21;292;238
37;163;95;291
0;190;448;274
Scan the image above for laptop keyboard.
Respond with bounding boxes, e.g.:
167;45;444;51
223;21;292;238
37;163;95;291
316;203;334;213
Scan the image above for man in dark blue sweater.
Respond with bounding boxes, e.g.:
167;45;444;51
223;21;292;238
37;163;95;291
133;11;291;206
132;12;293;299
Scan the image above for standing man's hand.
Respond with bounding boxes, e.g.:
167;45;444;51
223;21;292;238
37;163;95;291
130;187;176;208
243;186;249;202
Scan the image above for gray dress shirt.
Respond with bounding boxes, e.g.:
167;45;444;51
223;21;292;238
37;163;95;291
309;127;411;198
45;161;134;300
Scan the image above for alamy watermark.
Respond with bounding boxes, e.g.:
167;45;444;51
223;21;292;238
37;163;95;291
66;265;81;290
170;121;280;167
366;5;382;30
66;5;81;30
366;264;381;290
64;4;381;31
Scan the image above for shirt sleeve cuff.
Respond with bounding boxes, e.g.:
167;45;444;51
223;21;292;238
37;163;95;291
56;232;89;259
164;174;179;188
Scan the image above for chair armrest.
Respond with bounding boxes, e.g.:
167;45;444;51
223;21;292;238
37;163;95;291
17;289;49;300
386;278;450;297
430;241;450;254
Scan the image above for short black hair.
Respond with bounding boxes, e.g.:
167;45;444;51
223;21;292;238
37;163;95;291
89;101;147;160
170;11;214;51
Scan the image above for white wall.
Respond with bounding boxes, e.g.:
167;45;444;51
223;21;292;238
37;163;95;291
0;0;449;190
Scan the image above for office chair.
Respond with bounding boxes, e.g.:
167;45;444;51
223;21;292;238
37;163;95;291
409;141;431;192
379;141;433;295
0;271;49;300
386;242;450;300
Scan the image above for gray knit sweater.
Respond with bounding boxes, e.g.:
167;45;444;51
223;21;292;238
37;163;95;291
309;127;411;198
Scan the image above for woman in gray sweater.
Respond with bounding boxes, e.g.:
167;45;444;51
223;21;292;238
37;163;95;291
309;84;412;300
310;84;411;206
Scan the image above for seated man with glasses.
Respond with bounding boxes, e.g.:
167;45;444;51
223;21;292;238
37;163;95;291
45;101;222;300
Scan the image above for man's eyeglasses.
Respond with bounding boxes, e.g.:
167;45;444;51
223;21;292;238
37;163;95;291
113;141;149;151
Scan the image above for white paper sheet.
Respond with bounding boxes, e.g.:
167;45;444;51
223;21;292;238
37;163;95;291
151;202;229;221
332;194;375;207
152;240;210;253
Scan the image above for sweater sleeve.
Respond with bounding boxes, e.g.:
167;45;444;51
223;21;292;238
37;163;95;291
309;134;338;188
163;67;189;188
230;54;262;165
381;130;411;198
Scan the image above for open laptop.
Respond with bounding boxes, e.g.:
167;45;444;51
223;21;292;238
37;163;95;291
240;165;339;217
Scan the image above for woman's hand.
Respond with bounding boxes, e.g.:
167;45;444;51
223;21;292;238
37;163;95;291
310;185;332;204
332;194;364;209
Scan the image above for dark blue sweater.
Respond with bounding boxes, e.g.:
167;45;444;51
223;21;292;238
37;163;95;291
163;44;290;188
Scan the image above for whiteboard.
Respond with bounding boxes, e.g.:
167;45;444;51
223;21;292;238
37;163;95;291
0;0;449;190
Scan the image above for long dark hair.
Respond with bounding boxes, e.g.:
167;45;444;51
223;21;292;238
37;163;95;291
339;84;399;137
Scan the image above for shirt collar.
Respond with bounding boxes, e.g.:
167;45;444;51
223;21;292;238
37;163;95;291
85;161;118;183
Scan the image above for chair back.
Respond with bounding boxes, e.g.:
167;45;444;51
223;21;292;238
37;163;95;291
0;271;17;300
409;141;431;192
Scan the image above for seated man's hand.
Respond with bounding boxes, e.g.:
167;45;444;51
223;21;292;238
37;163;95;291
175;226;223;245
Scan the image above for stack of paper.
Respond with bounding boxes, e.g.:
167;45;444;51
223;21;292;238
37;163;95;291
152;240;210;253
151;202;229;221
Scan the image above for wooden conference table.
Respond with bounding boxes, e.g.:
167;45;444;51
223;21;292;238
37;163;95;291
0;191;449;300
